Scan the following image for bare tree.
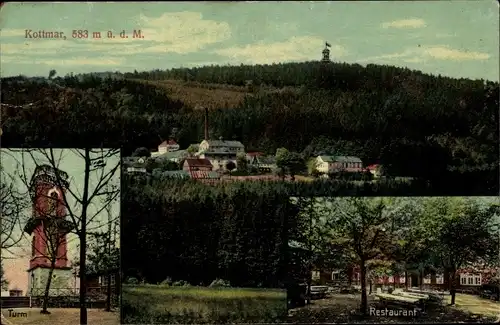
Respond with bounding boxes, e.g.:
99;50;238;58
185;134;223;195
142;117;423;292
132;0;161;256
7;148;120;325
0;166;28;255
24;201;73;314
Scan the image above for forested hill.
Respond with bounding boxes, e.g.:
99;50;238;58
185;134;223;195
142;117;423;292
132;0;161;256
1;61;498;192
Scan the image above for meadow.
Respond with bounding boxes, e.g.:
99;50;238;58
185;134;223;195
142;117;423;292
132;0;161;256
121;284;288;324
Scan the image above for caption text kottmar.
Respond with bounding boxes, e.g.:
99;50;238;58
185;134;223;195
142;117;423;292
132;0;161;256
24;29;145;40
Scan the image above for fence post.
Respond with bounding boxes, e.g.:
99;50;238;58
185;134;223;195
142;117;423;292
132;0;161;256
29;296;32;308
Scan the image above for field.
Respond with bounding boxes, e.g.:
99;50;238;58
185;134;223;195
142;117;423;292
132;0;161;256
122;284;287;324
0;308;119;325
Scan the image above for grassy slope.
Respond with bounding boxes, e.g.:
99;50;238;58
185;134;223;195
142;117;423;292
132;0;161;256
122;285;287;324
131;78;301;110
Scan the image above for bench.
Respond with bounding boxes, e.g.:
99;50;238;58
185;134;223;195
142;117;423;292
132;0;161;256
376;293;422;309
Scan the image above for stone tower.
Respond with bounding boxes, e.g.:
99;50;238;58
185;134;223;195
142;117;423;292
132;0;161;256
321;42;331;63
25;165;73;296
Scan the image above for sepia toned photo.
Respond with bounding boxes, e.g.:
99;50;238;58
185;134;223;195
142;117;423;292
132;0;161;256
0;149;120;325
288;196;500;324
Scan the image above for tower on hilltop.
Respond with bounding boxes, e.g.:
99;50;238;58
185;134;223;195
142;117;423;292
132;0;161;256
25;165;73;297
321;42;332;63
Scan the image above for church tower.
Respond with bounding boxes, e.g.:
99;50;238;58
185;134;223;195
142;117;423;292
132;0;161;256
25;165;73;296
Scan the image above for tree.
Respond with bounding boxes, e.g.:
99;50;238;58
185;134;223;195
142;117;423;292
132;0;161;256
48;70;57;80
321;197;403;315
276;148;306;181
236;153;248;174
10;149;120;325
0;165;27;255
24;211;73;314
433;200;499;305
132;147;151;158
226;161;236;176
0;262;8;290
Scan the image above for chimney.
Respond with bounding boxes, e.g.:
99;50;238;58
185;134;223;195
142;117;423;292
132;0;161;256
204;107;209;140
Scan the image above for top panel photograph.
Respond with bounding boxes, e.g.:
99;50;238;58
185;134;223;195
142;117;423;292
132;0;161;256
1;1;498;196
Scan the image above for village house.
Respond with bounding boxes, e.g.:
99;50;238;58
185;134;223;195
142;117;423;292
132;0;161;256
151;140;180;157
85;268;120;296
248;154;277;173
245;152;264;161
195;138;245;171
154;149;188;164
315;155;363;174
310;265;497;293
183;158;213;172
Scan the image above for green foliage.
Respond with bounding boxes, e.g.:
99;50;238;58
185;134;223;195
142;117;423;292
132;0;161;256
209;279;231;288
1;61;498;194
122;285;287;324
122;176;294;287
86;231;119;275
133;147;151;157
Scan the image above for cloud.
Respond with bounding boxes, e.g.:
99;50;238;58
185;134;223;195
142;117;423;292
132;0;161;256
381;18;426;29
358;45;490;64
1;11;232;58
423;46;490;60
0;28;26;37
213;36;347;64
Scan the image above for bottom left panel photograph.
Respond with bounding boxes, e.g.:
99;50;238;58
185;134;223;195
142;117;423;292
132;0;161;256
1;148;121;325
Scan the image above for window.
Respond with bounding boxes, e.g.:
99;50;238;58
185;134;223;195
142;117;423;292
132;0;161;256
388;276;394;283
102;274;116;286
331;270;340;281
460;273;481;286
424;275;431;284
311;271;320;280
436;275;444;284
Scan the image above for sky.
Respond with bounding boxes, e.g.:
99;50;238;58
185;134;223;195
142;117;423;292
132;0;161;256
0;149;120;295
0;1;498;81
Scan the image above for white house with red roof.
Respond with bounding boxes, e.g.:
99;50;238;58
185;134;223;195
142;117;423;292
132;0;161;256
151;140;180;157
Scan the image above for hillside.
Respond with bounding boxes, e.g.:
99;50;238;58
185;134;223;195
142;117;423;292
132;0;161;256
1;60;498;193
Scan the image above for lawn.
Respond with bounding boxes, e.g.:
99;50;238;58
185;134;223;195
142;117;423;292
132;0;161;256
122;284;287;324
0;308;119;325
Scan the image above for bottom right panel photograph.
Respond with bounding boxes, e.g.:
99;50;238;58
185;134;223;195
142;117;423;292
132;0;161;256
287;196;500;324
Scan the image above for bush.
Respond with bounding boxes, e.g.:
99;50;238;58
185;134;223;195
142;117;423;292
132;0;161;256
126;277;139;284
161;277;173;286
172;280;189;286
209;278;231;288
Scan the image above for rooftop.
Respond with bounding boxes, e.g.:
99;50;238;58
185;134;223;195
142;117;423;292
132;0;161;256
202;139;245;148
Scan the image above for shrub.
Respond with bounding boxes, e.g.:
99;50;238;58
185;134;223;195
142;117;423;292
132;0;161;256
209;278;231;287
126;277;139;284
172;280;189;286
161;277;173;286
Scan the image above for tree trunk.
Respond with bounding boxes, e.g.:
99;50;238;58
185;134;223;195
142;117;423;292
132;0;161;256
79;149;91;325
369;279;373;295
404;270;408;290
41;262;56;314
105;271;112;312
419;269;423;290
360;261;368;315
450;271;457;305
